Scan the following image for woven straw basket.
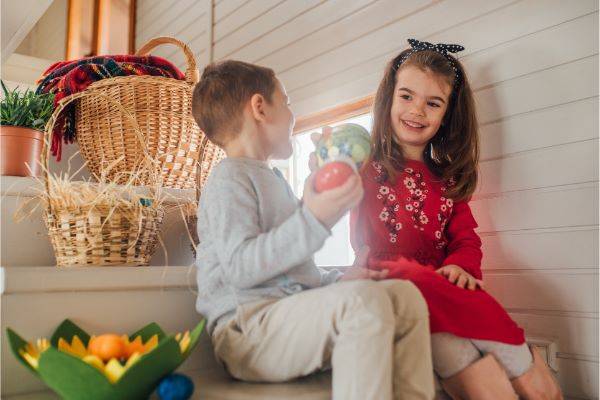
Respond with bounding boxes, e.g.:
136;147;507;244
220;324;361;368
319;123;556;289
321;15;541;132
74;36;222;189
41;92;164;267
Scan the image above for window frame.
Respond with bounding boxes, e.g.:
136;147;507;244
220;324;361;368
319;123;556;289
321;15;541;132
292;94;374;136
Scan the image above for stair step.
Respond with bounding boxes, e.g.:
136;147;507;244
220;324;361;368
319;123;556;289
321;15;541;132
1;266;559;398
3;368;332;400
1;176;196;204
1;177;197;267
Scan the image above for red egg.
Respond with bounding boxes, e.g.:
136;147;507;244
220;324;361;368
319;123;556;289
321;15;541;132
314;161;355;193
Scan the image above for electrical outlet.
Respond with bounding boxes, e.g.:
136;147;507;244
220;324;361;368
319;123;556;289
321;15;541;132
526;336;558;372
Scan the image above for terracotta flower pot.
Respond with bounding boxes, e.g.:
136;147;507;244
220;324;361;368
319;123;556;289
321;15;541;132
0;126;44;177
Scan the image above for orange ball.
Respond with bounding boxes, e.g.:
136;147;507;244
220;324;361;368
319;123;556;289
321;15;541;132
88;334;126;361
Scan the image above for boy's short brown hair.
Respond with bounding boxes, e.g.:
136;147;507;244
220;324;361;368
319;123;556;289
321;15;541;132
192;60;277;146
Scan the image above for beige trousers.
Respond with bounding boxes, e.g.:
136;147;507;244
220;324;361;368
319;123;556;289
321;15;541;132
212;279;435;400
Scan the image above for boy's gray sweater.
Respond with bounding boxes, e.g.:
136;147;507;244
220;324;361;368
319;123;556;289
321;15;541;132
195;157;342;333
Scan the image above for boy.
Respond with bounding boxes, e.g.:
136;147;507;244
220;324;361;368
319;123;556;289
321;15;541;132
191;60;434;400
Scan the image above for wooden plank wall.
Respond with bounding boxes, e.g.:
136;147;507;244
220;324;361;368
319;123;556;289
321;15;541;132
135;1;599;397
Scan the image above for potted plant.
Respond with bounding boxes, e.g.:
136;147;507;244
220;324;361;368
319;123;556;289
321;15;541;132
1;81;54;176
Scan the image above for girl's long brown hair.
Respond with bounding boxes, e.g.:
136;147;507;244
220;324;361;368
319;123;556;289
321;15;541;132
367;49;479;201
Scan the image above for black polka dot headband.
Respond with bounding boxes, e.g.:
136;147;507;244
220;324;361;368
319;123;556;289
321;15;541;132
394;38;465;87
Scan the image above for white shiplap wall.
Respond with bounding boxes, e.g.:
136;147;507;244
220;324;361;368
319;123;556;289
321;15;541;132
14;0;67;62
136;1;599;397
136;0;212;71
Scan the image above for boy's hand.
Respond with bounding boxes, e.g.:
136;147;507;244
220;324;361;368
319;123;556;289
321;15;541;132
304;126;363;229
308;126;331;172
303;172;363;229
340;246;389;281
436;264;484;290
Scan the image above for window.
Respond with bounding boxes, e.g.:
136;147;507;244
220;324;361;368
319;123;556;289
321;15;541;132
271;113;373;267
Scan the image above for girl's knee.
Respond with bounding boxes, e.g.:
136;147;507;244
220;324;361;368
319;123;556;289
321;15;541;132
472;339;533;379
431;333;480;379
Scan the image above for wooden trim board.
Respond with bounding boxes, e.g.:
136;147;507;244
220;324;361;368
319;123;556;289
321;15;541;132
293;94;374;134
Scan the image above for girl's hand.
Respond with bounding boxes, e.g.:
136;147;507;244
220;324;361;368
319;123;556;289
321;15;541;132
436;264;484;290
340;246;389;281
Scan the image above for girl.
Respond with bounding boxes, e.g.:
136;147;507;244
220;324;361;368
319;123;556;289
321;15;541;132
350;39;563;399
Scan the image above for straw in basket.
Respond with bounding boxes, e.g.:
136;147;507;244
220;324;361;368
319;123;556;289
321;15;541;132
40;92;165;267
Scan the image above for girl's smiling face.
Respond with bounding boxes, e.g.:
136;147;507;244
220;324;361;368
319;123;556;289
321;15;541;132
390;65;452;158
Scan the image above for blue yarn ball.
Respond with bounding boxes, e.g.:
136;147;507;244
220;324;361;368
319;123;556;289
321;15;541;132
156;373;194;400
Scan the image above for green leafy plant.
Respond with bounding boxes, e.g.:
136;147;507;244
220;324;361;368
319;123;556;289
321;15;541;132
1;80;54;131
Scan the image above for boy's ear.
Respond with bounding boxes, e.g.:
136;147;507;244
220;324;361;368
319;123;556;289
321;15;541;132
249;93;267;122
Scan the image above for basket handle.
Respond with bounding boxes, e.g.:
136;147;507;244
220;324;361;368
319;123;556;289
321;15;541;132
41;91;160;214
195;136;211;202
135;36;199;84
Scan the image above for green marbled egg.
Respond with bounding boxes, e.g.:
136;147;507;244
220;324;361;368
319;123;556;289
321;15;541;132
316;123;371;168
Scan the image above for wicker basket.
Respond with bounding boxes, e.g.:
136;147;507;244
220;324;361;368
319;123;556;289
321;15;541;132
44;204;163;267
41;92;164;267
73;36;220;189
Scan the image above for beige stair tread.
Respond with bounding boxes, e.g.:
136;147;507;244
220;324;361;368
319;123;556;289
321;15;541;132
4;368;332;400
192;368;331;400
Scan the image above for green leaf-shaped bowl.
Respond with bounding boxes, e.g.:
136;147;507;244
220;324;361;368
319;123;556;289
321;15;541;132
6;319;205;400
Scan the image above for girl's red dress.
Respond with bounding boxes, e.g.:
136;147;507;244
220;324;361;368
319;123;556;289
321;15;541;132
351;159;525;344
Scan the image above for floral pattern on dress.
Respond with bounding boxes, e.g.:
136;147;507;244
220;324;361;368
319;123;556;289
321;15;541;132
373;162;404;243
402;165;429;232
434;179;455;249
371;161;455;246
435;195;453;249
376;189;403;243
